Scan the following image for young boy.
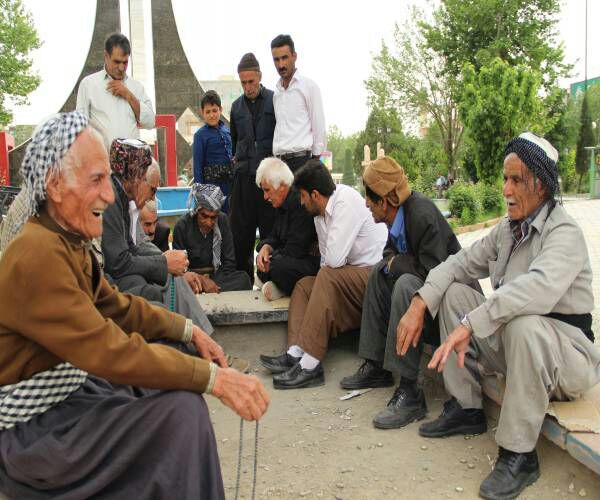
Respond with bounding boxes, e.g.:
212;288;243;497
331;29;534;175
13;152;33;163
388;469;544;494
192;90;233;212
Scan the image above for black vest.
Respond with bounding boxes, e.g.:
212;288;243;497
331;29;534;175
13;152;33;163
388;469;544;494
230;86;276;176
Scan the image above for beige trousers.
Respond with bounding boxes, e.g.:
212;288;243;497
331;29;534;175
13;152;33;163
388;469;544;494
438;282;600;452
287;266;371;360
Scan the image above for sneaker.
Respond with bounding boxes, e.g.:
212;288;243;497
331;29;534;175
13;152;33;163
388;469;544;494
479;447;540;500
340;360;394;390
372;383;427;429
418;397;487;438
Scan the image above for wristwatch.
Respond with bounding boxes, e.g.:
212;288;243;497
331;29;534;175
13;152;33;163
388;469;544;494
460;314;473;333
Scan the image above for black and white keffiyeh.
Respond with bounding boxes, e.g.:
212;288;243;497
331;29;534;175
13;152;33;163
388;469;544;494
504;132;560;199
187;184;224;270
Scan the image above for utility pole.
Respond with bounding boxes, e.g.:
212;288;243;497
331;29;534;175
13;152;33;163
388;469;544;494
585;0;588;90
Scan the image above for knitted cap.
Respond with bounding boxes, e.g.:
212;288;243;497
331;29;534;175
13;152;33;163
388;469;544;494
237;53;260;73
363;156;411;207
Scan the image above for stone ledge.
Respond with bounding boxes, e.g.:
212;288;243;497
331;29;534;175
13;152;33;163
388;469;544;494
197;290;289;326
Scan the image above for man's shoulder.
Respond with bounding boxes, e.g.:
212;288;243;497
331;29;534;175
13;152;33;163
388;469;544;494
542;203;583;236
80;69;105;85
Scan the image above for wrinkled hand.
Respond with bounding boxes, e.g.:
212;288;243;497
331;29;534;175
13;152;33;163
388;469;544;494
184;271;203;294
106;79;131;99
428;324;472;373
191;325;226;367
396;295;427;356
164;250;188;276
256;245;272;273
212;368;270;421
199;275;220;294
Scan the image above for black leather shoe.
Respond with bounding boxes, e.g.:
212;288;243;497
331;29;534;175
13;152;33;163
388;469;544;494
273;363;325;390
373;382;427;429
419;397;487;437
259;352;300;374
340;360;394;390
479;447;540;500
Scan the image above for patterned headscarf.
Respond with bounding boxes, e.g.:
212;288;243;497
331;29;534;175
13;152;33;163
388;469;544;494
504;132;560;199
109;138;153;181
187;183;224;270
3;111;89;245
188;183;225;213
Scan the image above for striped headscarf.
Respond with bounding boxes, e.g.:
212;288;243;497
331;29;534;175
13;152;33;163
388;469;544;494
3;112;89;245
504;132;560;199
187;183;225;270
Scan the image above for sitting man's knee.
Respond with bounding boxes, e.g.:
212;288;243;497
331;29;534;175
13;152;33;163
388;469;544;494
503;315;544;346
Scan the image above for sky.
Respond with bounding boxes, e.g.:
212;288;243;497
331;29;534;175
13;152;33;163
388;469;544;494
10;0;600;136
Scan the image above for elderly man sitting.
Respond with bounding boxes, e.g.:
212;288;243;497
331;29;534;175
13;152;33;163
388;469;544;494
0;112;269;499
255;157;319;301
399;133;600;499
173;184;251;294
139;199;171;252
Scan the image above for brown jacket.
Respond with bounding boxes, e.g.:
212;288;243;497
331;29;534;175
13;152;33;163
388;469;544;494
0;208;210;392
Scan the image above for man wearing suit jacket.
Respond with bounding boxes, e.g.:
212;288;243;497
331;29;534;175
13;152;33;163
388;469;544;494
340;156;461;430
139;199;171;252
403;133;600;499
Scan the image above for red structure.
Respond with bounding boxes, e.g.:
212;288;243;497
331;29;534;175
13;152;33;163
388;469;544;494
154;114;178;186
0;132;15;185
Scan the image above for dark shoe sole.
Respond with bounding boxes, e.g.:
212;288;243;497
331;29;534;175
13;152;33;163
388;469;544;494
340;378;395;390
373;408;427;430
419;422;487;438
273;377;325;390
479;469;540;500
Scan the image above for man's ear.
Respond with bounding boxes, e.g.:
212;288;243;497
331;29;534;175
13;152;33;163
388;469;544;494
45;173;62;204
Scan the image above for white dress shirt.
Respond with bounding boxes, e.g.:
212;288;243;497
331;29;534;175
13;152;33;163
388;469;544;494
273;71;326;156
315;185;387;268
76;69;155;142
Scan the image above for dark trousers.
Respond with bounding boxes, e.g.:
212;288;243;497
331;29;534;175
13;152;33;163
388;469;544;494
229;168;276;280
358;262;438;381
257;253;320;296
279;153;312;173
212;268;252;292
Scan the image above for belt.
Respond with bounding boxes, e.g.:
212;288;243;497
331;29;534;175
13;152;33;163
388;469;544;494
545;312;594;342
276;150;311;161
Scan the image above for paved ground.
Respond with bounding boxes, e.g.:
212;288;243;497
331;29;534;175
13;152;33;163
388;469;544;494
209;198;600;499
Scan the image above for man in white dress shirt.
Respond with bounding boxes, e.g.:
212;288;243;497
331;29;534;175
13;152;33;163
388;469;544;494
260;160;388;389
76;33;155;143
270;34;326;173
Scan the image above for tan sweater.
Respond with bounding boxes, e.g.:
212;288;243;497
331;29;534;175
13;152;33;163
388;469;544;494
0;208;210;392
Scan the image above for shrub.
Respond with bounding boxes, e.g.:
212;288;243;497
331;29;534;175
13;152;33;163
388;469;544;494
475;182;503;213
447;182;479;219
460;206;476;225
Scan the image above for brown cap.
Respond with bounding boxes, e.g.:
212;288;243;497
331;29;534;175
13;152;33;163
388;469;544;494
237;53;260;73
362;156;411;207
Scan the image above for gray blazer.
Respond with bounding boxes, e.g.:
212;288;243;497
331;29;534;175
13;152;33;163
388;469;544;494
101;177;168;286
419;202;594;339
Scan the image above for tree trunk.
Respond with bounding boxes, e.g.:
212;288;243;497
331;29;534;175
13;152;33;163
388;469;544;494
577;171;584;193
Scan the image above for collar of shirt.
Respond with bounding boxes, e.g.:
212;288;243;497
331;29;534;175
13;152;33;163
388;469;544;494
324;186;338;219
102;67;128;82
510;201;547;245
276;70;301;91
35;206;88;248
389;205;408;254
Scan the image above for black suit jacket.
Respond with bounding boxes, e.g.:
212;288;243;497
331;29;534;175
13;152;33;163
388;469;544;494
383;191;461;281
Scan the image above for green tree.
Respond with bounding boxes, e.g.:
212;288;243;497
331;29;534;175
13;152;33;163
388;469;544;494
353;106;407;177
0;0;41;127
366;8;463;174
575;91;596;191
327;125;358;173
422;0;568;92
459;58;547;183
342;148;356;186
